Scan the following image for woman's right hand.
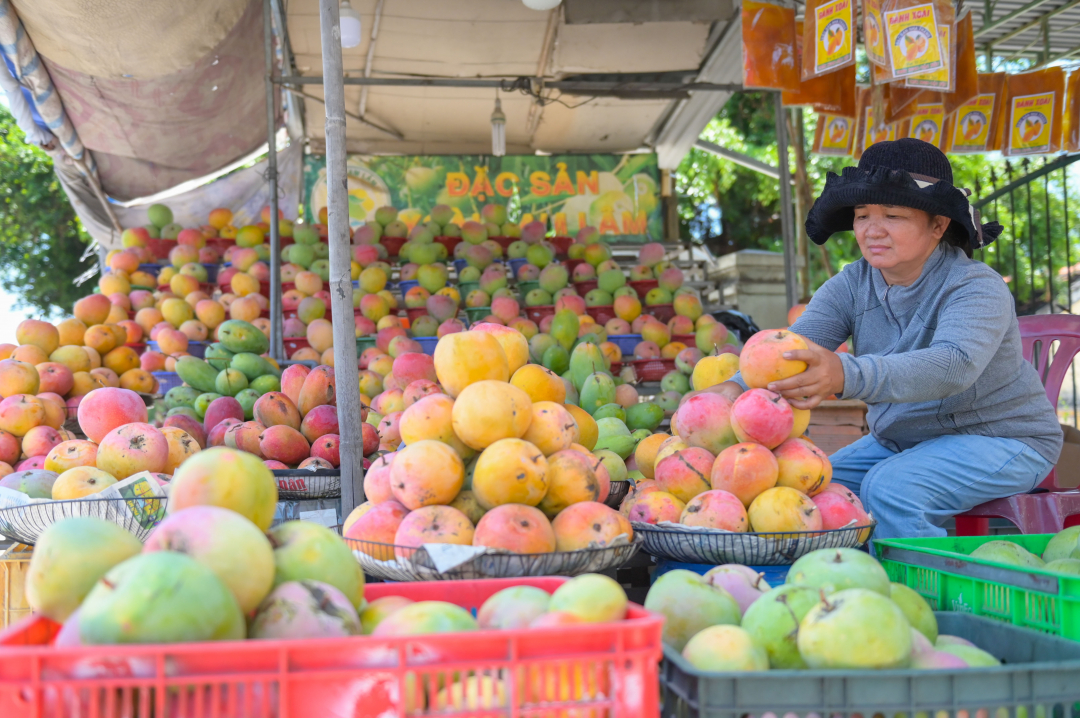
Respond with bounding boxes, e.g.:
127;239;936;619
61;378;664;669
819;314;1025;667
712;381;745;404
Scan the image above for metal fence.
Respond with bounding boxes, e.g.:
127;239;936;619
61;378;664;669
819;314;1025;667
972;154;1080;427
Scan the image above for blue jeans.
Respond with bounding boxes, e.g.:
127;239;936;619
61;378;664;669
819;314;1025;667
829;434;1054;539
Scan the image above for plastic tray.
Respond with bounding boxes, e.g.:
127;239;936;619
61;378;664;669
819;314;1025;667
632;357;677;382
608;334;642;355
523;305;556;323
585;305;616;326
272;469;341;500
414;336;438;355
380;235;407;257
283;337;311;358
550;235;573;255
574;279;598;295
875;534;1080;641
404;306;428;323
347;537;642;582
148;340;207;359
671;333;695;346
633;522;875;565
661;612;1080;718
433;235;461;255
143;236;176;260
151;371;183;395
258;280;296;297
645;303;676;323
464;306;491;324
398;278;419;295
516;280;540;296
125;342;147;356
0;497;167;547
0;576;662;718
355;335;376;354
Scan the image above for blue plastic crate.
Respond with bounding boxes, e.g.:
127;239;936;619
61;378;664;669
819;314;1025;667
415;336;439;355
453;258;468;274
609;334;642;355
507;257;528;276
138;263;165;273
398;279;419;296
148;340;208;358
152;371;184;395
201;263;220;283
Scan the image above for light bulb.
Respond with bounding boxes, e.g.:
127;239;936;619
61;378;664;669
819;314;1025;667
491;98;506;157
522;0;562;9
339;0;362;48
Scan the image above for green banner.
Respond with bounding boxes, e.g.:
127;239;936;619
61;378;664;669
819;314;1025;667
302;153;662;242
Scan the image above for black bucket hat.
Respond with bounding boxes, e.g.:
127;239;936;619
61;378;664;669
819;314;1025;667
805;138;1002;251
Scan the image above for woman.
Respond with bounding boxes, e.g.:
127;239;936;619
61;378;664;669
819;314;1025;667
718;138;1062;539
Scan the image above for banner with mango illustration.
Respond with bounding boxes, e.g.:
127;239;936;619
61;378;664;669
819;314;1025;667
302;154;661;242
884;2;943;79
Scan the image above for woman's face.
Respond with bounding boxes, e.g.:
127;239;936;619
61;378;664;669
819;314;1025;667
852;204;951;283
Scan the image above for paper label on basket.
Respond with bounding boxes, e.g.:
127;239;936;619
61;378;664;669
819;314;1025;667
0;486;32;510
95;472;167;531
299;508;337;528
424;543;490;572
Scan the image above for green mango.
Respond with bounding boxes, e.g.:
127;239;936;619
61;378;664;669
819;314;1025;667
164;386;200;410
593;449;628;482
463;457;477;490
235;388;261;420
203;343;235;372
579;372;616;415
215;368;249;397
569;342;608;392
593;434;636;460
592;403;626;423
550;310;580;352
596;417;630;438
529;333;557;364
231;352;274;381
542;345;570;376
563;379;579;406
626;402;665;432
217;320;269;354
250;374;281;394
176;356;220;394
166;406;199;420
193;393;223;420
631;428;652;443
661;371;690;394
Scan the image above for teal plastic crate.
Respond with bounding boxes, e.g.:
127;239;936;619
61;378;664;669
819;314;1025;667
875;534;1080;640
662;612;1080;718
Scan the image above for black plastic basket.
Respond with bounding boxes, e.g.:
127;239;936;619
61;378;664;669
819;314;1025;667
345;536;642;581
0;497;168;546
633;522;875;565
662;612;1080;718
272;469;341;501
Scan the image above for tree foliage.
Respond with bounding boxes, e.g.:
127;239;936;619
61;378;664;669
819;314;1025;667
0;107;94;318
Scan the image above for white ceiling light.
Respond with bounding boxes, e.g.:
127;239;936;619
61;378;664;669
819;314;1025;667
491;96;506;157
522;0;562;10
339;1;363;48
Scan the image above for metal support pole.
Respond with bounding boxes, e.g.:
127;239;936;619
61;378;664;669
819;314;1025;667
774;92;798;310
319;0;365;516
264;0;284;362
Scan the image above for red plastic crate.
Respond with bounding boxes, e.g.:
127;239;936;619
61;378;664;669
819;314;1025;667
258;280;297;298
574;279;598;295
523;305;556;324
0;577;662;718
644;304;675;323
632;357;677;382
564;258;585;276
380;236;408;258
404;306;429;323
629;279;658;301
550;235;573;255
433;235;462;256
586;305;616;326
283;337;311;357
490;236;516;251
143;236;176;261
125;342;147;356
671;334;695;346
204;238;235;257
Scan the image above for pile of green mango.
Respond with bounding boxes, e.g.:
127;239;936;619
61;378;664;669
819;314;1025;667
162;320;282;422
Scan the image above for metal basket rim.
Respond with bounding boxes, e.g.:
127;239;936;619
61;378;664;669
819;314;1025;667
631;520;877;539
0;496;168;511
343;535;642;558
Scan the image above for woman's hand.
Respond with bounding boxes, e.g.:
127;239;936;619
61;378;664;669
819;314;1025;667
767;338;846;410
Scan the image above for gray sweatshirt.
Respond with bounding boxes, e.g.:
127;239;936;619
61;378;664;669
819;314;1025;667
752;244;1062;463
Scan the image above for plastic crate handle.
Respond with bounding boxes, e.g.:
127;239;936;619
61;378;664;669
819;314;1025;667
879;545;1060;593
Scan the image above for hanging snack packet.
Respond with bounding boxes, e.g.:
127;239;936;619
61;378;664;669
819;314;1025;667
812;113;856;155
742;0;800;91
904;21;954;91
943;73;1005;154
1003;67;1065;156
882;0;949;81
942;13;978;115
863;0;888;67
1064;70;1080;152
802;0;856;80
855;86;900;158
887;83;924;123
783;20;858;116
905;103;946;147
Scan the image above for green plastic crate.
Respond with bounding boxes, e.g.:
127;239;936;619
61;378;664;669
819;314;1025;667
356;335;376;354
458;281;480;297
875;534;1080;640
517;280;540;297
464;306;491;324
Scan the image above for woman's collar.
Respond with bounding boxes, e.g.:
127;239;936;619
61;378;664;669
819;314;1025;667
871;243;953;304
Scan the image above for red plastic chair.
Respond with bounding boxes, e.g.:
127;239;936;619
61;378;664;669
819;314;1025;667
954;314;1080;535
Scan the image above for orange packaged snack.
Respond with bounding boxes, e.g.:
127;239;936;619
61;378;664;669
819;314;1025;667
905;103;946;147
1003;68;1065;156
742;0;799;91
782;20;857;116
812;113;856;155
903;21;955;92
854;86;901;159
1065;70;1080;152
881;0;953;82
802;0;856;80
941;13;978;115
943;73;1005;154
863;0;888;67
